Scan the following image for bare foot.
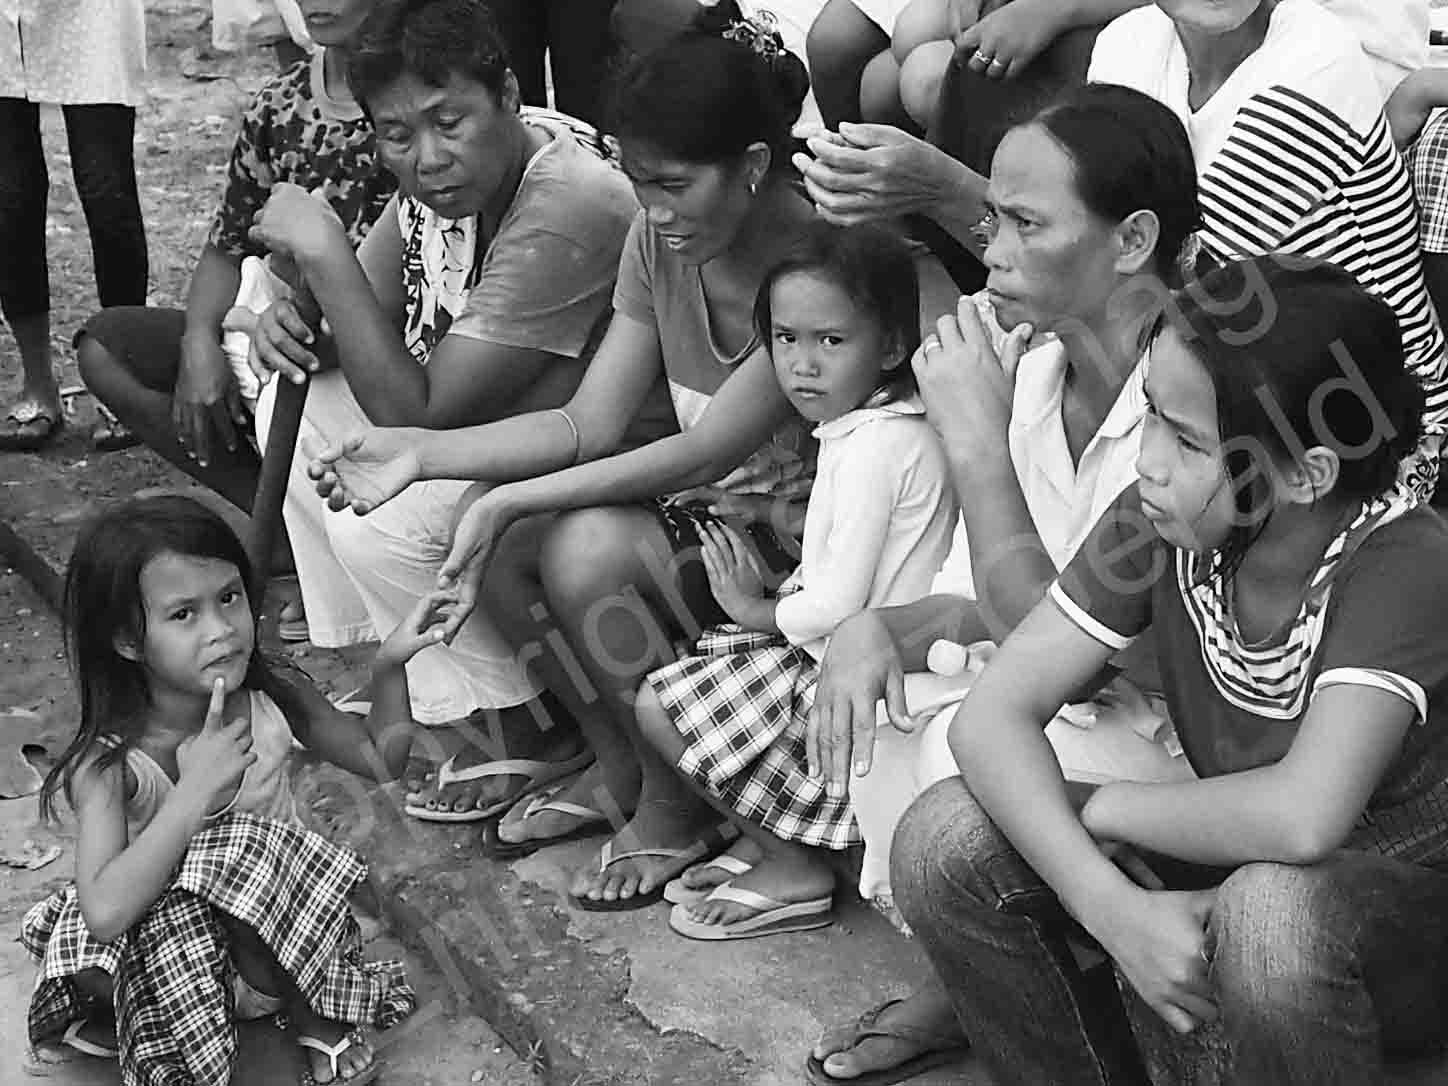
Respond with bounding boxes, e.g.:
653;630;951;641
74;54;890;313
568;799;715;903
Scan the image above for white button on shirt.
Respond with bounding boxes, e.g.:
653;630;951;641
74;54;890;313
1;0;147;106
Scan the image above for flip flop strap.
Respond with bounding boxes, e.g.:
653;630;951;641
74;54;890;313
599;840;700;872
530;798;605;821
854;999;965;1049
704;884;785;912
436;757;560;788
296;1029;365;1075
700;855;753;877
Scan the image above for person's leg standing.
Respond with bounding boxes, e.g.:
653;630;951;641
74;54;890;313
545;0;617;127
807;0;891;126
0;97;61;443
62;104;148;309
488;0;548;109
892;776;1152;1086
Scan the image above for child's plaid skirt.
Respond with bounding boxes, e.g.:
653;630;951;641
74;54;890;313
648;625;859;850
21;812;415;1086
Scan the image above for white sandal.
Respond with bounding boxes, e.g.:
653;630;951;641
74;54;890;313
403;751;594;822
60;1018;118;1059
297;1029;382;1085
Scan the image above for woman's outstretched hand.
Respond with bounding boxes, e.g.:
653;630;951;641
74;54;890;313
435;485;515;642
309;428;423;514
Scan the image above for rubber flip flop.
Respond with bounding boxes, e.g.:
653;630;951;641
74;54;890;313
297;1030;383;1086
803;997;973;1086
480;785;609;860
668;884;833;941
663;853;755;905
571;826;735;912
404;751;594;823
59;1019;118;1060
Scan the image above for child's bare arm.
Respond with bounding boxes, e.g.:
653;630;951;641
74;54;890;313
75;683;255;941
285;591;458;781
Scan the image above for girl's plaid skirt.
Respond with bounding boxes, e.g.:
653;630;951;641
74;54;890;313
648;625;859;850
21;812;415;1086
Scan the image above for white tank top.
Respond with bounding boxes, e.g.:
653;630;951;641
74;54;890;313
107;691;300;840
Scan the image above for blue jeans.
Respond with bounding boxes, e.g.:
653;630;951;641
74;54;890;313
892;778;1448;1085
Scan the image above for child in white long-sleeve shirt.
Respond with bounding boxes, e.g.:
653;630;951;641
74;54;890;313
619;222;958;939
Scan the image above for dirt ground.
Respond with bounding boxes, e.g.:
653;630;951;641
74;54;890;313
3;0;271;422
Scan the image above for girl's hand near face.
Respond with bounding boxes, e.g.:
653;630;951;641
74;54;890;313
176;678;256;815
914;295;1032;473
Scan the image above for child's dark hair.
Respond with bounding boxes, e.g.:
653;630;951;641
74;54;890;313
1029;83;1201;287
348;0;509;109
39;496;309;820
753;221;921;405
607;0;810;174
1170;257;1424;579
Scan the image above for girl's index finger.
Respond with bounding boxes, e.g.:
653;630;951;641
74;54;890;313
205;677;227;728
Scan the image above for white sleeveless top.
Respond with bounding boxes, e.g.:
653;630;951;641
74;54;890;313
109;691;300;840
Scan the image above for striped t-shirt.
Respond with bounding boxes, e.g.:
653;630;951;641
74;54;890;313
1089;0;1448;501
1051;491;1448;868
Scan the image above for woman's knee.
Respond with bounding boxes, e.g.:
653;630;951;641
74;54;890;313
540;507;682;676
899;41;954;128
541;507;658;610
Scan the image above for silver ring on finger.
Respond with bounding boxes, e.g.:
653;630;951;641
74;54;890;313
972;50;993;66
922;335;943;354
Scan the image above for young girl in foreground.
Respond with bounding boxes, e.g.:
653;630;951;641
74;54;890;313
894;259;1448;1083
24;496;449;1085
599;222;958;935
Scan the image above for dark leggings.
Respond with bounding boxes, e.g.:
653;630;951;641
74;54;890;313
0;98;148;322
487;0;618;127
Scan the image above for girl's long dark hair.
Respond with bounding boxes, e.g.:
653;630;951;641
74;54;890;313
40;495;309;820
